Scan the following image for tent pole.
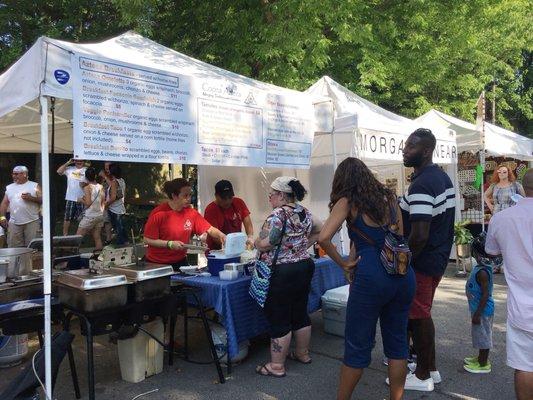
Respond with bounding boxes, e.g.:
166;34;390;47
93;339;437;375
39;95;53;400
50;97;56;245
453;152;460;223
480;122;486;232
330;132;338;171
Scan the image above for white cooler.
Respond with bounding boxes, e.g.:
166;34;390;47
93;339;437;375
321;285;350;337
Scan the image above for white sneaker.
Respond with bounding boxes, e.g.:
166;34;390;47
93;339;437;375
385;371;437;387
430;370;442;384
407;363;441;384
403;372;434;392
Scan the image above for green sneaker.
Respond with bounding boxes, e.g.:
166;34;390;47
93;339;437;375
463;356;478;365
464;361;491;374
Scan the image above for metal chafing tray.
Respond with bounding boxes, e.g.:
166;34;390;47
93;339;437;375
57;269;127;290
55;269;129;312
109;262;173;282
0;278;43;304
109;262;173;302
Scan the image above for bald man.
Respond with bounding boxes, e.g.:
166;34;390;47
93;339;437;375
485;168;533;400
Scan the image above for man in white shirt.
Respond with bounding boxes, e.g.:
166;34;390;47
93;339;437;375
57;158;87;235
486;168;533;400
0;166;42;247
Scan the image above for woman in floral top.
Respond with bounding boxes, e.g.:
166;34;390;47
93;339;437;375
254;176;322;378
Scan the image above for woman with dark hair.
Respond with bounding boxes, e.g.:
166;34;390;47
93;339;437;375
105;162;127;245
143;178;226;270
76;167;105;250
484;164;525;215
318;158;416;400
254;176;322;378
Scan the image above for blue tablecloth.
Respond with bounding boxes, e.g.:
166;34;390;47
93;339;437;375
171;257;347;358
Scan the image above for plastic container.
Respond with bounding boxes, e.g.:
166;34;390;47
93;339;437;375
207;255;240;276
219;270;239;281
224;262;244;274
321;285;350;337
0;334;28;367
117;318;164;383
224;232;247;256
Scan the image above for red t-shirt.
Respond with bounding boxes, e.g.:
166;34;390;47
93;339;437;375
144;203;211;264
204;197;250;250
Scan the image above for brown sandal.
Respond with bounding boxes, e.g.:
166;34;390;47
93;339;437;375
288;351;312;364
255;363;286;378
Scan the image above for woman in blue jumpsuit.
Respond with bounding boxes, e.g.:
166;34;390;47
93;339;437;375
319;157;416;400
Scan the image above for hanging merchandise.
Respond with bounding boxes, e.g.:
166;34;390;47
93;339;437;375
473;164;483;190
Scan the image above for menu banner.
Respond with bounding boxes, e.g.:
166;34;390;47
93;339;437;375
72;54;314;168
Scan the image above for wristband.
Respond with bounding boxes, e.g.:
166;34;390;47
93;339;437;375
167;240;173;250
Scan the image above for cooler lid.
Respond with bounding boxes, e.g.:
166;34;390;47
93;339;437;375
321;284;350;303
208;250;241;260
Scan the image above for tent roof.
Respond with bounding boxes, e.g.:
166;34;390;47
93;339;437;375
306;76;454;142
416;109;533;160
0;31;302;153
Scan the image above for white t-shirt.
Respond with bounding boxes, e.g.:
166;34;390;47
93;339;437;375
5;181;40;225
63;166;87;202
486;198;533;332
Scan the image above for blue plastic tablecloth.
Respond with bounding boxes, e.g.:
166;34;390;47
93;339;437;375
171;257;347;358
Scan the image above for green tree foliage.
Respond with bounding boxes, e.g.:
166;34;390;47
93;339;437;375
1;0;531;136
0;0;125;71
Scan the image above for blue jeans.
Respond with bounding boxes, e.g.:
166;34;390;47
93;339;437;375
108;211;127;245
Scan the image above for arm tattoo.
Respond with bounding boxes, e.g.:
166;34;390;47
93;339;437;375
269;226;282;245
259;229;269;240
271;339;282;353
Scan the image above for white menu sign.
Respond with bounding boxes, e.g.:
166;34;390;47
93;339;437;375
72;54;314;168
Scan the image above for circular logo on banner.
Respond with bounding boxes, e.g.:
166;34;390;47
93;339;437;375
54;69;70;85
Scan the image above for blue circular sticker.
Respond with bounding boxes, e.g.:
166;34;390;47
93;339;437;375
54;69;70;85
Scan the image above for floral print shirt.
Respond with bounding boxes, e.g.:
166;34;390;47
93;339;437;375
259;204;313;265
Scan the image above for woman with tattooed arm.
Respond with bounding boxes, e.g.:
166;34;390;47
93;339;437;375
254;176;322;378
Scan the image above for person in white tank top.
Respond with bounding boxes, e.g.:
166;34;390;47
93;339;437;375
76;167;105;250
0;165;42;247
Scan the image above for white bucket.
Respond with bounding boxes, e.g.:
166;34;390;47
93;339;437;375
0;334;29;367
117;319;164;383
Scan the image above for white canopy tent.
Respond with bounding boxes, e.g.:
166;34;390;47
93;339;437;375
416;109;533;161
416;109;532;230
198;76;459;254
0;32;313;399
0;31;307;154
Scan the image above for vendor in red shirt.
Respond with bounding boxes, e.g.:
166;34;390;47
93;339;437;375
203;180;254;250
144;178;226;270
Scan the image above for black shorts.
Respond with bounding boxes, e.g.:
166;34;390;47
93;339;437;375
264;258;315;338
